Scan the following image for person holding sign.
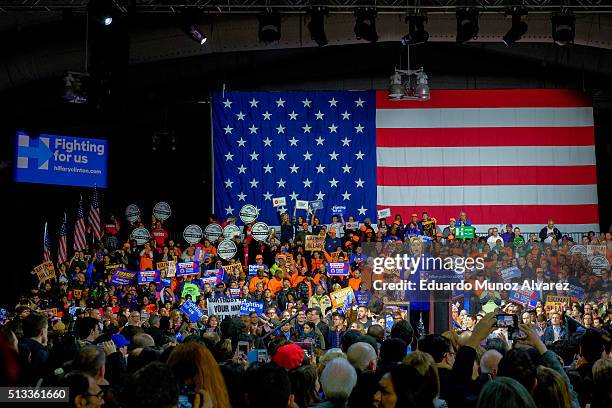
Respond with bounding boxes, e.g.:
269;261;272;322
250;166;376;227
308;285;332;315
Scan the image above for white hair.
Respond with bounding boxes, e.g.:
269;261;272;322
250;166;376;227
480;349;503;374
347;342;377;372
320;357;357;400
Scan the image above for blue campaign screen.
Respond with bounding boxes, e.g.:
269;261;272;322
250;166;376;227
14;131;108;188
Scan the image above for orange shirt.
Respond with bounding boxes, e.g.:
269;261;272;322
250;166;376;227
348;277;362;292
311;258;323;273
267;278;284;296
249;276;269;293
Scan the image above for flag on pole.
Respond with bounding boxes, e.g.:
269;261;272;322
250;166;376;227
58;213;68;265
88;186;102;241
73;196;88;251
43;222;51;262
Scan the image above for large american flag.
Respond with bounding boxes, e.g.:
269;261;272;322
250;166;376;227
58;213;68;265
43;222;51;262
73;196;88;251
213;90;598;232
88;186;102;241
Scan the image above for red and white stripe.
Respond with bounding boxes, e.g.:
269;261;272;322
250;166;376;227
73;196;88;251
58;213;68;265
43;222;51;262
375;89;599;233
88;187;102;241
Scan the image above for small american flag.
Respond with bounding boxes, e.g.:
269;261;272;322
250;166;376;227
88;186;102;241
58;213;68;265
43;222;51;262
73;196;88;251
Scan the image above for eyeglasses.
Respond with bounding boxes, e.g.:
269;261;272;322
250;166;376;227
84;390;104;399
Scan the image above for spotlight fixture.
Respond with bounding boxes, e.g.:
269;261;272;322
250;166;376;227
503;8;528;46
552;12;575;46
388;69;430;100
354;9;378;43
180;11;207;45
456;8;479;43
259;13;282;43
401;15;429;46
88;0;119;27
308;7;328;47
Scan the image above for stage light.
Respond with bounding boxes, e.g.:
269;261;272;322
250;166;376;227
259;13;281;43
103;17;113;26
88;0;119;27
308;7;328;47
180;11;207;45
354;9;378;43
401;15;429;46
503;8;528;46
552;13;575;46
388;68;430;101
456;8;479;43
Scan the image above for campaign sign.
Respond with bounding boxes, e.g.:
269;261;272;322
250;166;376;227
509;289;538;308
15;131;108;187
183;224;203;244
310;200;323;210
568;284;585;301
223;224;241;239
138;270;159;285
377;208;391;219
295;200;309;210
130;228;150;245
345;221;359;230
182;282;201;300
207;299;243;319
251;222;269;242
248;264;260;276
217;239;238;260
110;268;137;286
204;223;223;242
356;291;371;306
125;205;140;223
240;301;264;316
332;205;346;215
180;299;206;323
176;261;200;276
500;266;521;281
327;262;350;276
229;288;242;299
153;202;172;221
201;268;224;285
455;226;475;239
239;204;259;224
330;287;355;309
272;197;286;208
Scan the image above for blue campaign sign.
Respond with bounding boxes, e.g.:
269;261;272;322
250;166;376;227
248;265;260;276
15;131;107;188
240;301;264;316
568;284;585;300
327;262;350;276
180;299;206;323
138;270;159;285
500;266;521;281
201;268;224;285
509;289;539;309
331;205;346;215
177;261;200;276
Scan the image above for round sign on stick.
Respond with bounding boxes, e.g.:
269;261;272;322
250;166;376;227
589;255;610;276
153;202;172;221
125;204;140;223
252;222;270;242
130;227;150;245
217;239;238;260
568;244;587;258
183;224;203;245
204;223;223;242
223;224;241;239
239;204;259;224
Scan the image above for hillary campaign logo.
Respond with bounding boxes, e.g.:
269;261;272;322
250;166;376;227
15;131;108;188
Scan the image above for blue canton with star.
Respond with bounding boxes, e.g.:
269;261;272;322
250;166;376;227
212;91;376;224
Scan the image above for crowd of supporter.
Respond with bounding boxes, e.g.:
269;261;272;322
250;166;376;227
1;207;611;408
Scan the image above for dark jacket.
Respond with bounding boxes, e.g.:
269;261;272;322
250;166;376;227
539;226;562;242
18;338;50;385
542;325;569;345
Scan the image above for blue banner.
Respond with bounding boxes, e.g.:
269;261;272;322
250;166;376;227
201;268;224;285
509;289;539;308
138;270;160;285
110;268;136;286
240;300;264;316
15;131;107;188
327;262;350;276
177;261;200;276
500;266;521;281
248;264;259;276
568;284;585;300
180;299;206;323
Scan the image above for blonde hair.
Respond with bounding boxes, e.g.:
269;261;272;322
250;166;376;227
532;366;572;408
403;350;441;397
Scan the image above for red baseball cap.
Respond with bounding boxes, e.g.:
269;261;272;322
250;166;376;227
272;344;304;370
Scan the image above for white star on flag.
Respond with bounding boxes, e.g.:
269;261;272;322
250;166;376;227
303;151;313;161
303;178;312;188
225;206;234;214
223;125;233;134
355;151;365;160
302;124;312;133
342;164;352;173
315;111;324;120
355;98;365;107
277;151;286;160
315;136;325;146
342;191;352;201
315;164;326;173
223;99;232;108
237;192;247;201
236;112;245;120
263;164;273;173
262;111;272;120
248;125;258;134
358;206;367;215
249;98;259;108
328;98;338;107
355;124;364;133
249;151;259;160
263;192;272;200
328;124;338;133
302;98;312;107
249;178;259;188
237;165;247;174
289;164;300;173
341;111;351;120
276;124;286;134
237;138;246;147
289;137;299;146
224;179;234;188
329;178;339;187
329;151;339;160
289;192;299;200
355;178;365;187
316;191;326;200
341;137;351;146
276;98;285;107
224;152;234;161
263;137;272;147
288;111;298;120
277;178;286;188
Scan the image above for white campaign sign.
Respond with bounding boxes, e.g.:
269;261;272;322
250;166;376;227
239;204;259;224
251;222;270;242
125;204;141;223
272;197;287;208
217;239;238;260
295;200;309;210
223;224;241;239
183;224;203;244
130;227;150;245
207;299;243;318
204;223;223;242
377;208;391;219
153;202;172;221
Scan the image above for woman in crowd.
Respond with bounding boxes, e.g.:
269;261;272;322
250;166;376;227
477;377;537;408
373;363;434;408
